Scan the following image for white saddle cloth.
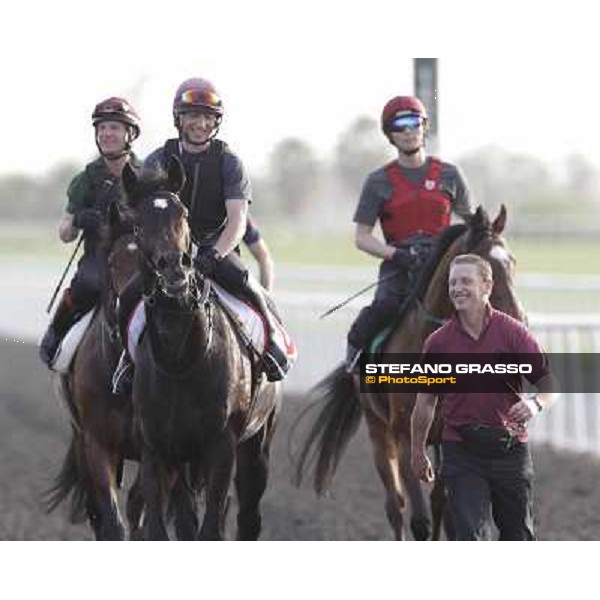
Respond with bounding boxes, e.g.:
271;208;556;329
47;310;95;374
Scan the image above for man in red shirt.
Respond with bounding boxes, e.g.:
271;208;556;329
411;254;555;540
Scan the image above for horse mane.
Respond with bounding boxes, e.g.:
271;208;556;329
394;223;468;324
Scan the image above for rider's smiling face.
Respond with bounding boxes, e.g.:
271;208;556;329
180;110;219;148
96;121;129;155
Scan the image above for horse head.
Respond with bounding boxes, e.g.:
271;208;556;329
462;204;524;322
121;156;195;300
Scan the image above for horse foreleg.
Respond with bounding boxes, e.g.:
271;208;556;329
82;433;125;540
363;406;407;540
126;466;144;540
396;432;431;541
140;446;170;540
429;444;456;541
235;410;276;541
198;429;235;541
171;468;198;541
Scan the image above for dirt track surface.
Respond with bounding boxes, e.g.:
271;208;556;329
2;340;600;541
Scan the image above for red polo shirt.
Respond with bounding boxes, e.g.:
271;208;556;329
421;306;549;442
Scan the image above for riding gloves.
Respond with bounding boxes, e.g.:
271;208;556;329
194;246;222;277
73;209;102;234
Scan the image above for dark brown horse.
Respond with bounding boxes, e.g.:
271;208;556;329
295;205;525;540
44;209;139;540
120;157;280;540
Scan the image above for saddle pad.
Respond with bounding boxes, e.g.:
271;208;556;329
50;310;95;374
127;301;146;362
212;282;268;354
212;283;298;363
368;324;394;355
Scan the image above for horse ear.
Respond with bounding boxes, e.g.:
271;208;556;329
108;200;122;236
492;204;507;234
166;155;186;195
121;162;140;207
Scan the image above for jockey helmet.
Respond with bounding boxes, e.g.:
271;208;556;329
381;96;428;133
92;97;141;140
173;78;224;128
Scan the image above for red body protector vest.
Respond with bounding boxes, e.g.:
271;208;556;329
379;157;451;245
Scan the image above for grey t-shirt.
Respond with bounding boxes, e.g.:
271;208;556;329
353;158;473;226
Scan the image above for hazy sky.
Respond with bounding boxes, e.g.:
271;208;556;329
2;2;599;177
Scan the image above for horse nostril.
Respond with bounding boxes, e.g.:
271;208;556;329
181;253;192;268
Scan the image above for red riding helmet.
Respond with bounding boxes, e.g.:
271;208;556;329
173;78;224;126
92;97;141;140
381;96;427;132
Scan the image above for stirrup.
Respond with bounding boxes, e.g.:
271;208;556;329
345;346;362;374
112;352;134;395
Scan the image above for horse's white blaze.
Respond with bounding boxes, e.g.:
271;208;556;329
127;242;138;252
490;244;510;266
153;198;168;210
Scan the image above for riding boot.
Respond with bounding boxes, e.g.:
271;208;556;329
244;276;290;382
112;350;134;395
39;289;80;367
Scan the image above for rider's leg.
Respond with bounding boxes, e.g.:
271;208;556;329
213;252;289;382
39;253;100;367
112;273;142;395
345;261;410;372
243;275;290;381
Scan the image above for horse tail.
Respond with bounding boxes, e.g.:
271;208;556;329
43;433;89;523
293;364;362;495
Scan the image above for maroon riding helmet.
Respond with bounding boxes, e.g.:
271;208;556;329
92;97;141;140
172;78;224;129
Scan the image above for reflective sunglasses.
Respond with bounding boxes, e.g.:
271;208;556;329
180;89;222;109
387;114;424;133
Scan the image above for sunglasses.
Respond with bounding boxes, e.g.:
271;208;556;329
180;89;222;108
387;114;424;133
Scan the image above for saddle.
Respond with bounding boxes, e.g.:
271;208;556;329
125;285;297;373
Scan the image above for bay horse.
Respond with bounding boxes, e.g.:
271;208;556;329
295;205;525;540
44;206;140;540
120;157;280;540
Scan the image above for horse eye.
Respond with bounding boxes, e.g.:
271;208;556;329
156;256;167;270
133;225;141;236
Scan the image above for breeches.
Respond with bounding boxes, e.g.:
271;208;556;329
347;261;410;349
69;251;102;311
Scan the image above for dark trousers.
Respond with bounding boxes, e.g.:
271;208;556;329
441;441;536;541
69;249;103;311
347;260;409;349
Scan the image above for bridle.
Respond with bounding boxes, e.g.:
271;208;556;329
131;191;214;368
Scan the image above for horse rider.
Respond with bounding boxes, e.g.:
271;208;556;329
244;213;275;292
39;97;142;367
112;77;290;393
411;253;554;540
345;95;475;371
